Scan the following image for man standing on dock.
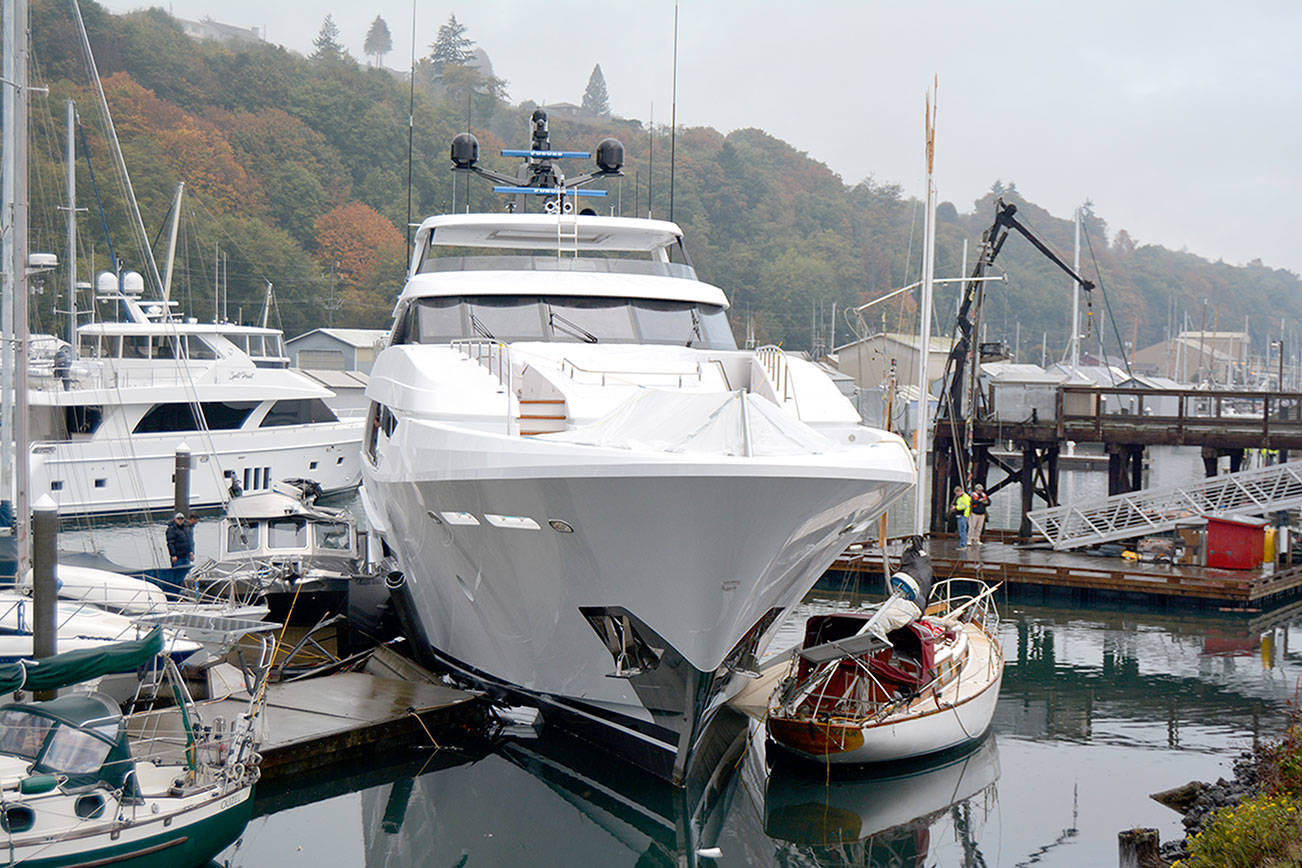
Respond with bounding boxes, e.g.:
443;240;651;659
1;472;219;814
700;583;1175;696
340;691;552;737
166;512;194;567
970;484;989;545
951;486;971;549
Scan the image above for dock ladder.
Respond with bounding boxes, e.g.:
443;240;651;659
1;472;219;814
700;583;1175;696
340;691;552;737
1027;459;1302;550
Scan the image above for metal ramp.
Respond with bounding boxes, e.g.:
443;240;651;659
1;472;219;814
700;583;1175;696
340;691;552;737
1027;459;1302;550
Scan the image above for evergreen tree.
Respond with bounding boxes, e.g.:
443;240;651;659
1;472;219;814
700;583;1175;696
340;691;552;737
430;14;473;70
363;16;393;67
582;64;609;116
311;15;343;61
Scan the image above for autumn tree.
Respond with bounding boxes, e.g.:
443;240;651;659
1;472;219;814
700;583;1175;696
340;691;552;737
582;64;609;116
363;16;392;67
314;202;405;325
311;15;344;61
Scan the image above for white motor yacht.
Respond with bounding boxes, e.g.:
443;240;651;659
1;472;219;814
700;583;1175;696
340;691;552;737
360;113;915;783
26;275;362;517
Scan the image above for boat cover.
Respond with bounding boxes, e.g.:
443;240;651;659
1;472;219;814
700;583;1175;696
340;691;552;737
540;390;834;456
0;626;164;694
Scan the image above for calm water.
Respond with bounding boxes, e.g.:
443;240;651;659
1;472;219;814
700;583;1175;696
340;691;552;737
214;592;1302;868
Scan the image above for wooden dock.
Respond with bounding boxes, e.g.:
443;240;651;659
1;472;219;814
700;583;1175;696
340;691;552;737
831;532;1302;611
133;648;490;788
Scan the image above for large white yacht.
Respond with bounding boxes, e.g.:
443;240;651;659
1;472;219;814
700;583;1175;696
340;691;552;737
26;275;362;517
360;113;915;782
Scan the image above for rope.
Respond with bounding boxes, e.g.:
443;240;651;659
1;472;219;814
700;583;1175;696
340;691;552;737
1080;221;1133;379
408;707;443;750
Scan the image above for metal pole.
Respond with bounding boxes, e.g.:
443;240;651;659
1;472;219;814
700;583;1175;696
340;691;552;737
174;443;191;518
32;498;58;664
13;0;30;582
1;0;16;536
66;100;77;354
1070;206;1081;370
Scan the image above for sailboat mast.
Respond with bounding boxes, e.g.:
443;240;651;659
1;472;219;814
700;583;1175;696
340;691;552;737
5;0;32;577
162;182;184;301
66;100;78;354
1069;206;1082;369
914;85;938;537
1;0;16;531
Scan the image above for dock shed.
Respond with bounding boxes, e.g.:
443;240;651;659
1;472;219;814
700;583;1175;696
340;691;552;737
287;328;387;374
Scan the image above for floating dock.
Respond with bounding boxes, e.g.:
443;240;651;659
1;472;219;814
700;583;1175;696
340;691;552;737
831;531;1302;611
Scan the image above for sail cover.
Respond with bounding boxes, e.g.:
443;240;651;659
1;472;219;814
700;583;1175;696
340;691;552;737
0;627;165;694
540;390;834;456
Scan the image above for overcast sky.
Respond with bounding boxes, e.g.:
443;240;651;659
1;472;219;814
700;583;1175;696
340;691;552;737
106;0;1302;276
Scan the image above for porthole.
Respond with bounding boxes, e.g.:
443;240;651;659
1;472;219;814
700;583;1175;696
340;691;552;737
484;514;540;531
75;794;105;819
548;520;575;534
2;805;34;833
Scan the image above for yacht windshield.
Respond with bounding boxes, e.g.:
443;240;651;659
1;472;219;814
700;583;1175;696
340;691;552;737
398;296;736;350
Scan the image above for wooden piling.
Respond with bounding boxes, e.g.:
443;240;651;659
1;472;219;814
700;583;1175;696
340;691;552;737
1117;827;1162;868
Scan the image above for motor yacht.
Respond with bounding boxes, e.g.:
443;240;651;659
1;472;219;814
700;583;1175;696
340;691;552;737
360;113;915;783
26;274;362;517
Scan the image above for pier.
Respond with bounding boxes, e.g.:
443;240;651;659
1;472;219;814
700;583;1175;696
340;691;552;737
832;531;1302;612
932;385;1302;539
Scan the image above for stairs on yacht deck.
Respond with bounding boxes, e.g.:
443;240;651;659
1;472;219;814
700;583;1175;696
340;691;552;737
518;398;568;436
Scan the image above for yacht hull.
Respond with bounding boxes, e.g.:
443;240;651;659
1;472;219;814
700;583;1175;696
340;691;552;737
367;435;912;781
29;422;362;517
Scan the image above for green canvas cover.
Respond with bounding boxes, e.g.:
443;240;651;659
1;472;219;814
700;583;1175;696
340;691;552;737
0;627;164;694
0;693;138;792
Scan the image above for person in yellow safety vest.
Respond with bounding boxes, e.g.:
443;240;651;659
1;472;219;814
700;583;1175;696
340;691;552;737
951;486;971;549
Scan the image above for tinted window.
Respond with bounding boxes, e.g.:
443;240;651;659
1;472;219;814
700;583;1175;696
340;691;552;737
260;399;338;427
201;401;258;430
134;403;200;433
185;336;217;360
314;522;351;551
633;300;694;345
547;298;636;343
698;306;737;349
65;406;103;436
414;297;464;344
121;336;149;359
268;518;307;549
467;297;545;341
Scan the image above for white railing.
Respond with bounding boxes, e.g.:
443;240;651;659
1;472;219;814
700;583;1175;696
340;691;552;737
754;344;800;414
451;339;515;433
1027;458;1302;549
558;357;702;388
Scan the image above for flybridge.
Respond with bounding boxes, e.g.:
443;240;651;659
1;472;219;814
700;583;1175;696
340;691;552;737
449;109;623;213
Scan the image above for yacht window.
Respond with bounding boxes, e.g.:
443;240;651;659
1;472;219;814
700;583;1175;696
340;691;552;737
31;407;68;441
467;296;545;341
0;710;53;759
265;336;284;357
246;336;265;357
697;306;737;349
133;403;200;434
150;336;180;359
226;521;260;554
259;399;338;427
546;298;635;343
314;522;352;551
228;335;248;353
121;336;150;359
101;336;121;358
413;297;464;344
201;401;258;430
364;402;381;460
78;334;99;358
632;300;694;345
185;335;217;360
65;406;103;436
39;724;115;776
268;518;307;549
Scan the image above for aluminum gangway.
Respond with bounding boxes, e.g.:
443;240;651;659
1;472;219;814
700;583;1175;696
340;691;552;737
1027;459;1302;550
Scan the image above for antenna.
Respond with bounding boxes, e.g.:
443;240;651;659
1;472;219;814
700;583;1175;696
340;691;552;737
404;0;417;254
668;0;679;222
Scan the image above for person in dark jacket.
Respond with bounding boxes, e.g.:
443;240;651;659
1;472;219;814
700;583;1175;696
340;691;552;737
970;483;990;545
165;512;193;566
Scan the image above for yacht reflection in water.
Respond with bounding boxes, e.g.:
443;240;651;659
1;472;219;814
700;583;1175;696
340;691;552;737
359;710;754;867
763;736;1000;867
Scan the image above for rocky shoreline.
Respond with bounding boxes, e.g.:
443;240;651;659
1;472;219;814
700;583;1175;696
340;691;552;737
1149;750;1261;864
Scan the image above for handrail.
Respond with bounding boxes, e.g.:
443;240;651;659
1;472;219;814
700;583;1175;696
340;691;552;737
558;357;702;388
755;344;800;415
450;339;514;433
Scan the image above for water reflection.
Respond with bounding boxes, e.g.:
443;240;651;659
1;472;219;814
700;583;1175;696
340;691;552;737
764;737;999;867
219;600;1302;868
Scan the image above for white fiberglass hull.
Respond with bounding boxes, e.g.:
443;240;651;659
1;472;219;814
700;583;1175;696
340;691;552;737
365;421;913;778
29;421;362;517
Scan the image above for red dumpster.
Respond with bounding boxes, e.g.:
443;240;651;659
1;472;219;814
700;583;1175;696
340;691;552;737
1204;516;1267;570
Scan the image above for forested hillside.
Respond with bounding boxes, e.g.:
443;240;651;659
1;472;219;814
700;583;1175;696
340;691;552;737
23;1;1302;358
